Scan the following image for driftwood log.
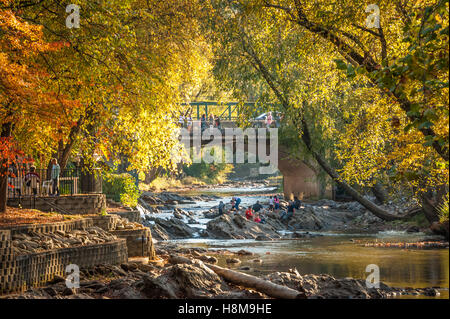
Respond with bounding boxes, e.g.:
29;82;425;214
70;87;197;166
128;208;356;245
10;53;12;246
169;255;305;299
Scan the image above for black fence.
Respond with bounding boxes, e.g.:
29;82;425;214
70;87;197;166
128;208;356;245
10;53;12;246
7;167;102;199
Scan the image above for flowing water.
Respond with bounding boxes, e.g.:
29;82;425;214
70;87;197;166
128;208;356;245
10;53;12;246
140;185;449;299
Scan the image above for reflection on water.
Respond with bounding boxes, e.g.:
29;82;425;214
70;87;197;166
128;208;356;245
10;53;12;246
175;234;449;299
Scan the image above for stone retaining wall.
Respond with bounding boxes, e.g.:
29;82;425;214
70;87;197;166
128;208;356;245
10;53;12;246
90;215;155;259
0;221;127;294
110;228;155;259
90;215;120;231
7;194;106;215
0;218;94;235
108;210;141;223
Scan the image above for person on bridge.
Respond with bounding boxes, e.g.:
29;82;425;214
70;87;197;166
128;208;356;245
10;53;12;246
245;206;253;220
187;116;193;133
201;114;207;131
209;114;214;128
265;112;273;128
215;116;221;129
178;115;185;127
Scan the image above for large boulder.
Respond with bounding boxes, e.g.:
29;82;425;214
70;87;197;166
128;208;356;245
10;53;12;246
142;263;229;298
206;214;281;240
154;217;197;239
264;269;396;299
149;224;170;241
285;206;365;231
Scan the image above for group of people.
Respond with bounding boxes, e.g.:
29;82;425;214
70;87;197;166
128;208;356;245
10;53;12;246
217;195;302;225
7;158;61;197
216;194;302;226
244;201;266;224
263;111;283;128
177;114;222;132
200;114;221;131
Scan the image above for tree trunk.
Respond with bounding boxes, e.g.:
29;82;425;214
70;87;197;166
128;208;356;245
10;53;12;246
57;115;84;169
169;255;305;299
300;118;420;221
144;167;162;184
371;182;389;204
242;43;422;222
0;122;12;213
420;192;441;223
284;5;449;161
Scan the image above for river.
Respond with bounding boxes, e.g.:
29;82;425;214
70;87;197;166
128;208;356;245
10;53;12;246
140;185;449;299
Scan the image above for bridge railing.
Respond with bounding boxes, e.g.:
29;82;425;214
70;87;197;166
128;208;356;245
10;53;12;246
181;101;271;121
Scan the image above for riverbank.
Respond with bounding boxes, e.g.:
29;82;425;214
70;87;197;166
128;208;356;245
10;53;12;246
133;181;449;298
3;241;445;299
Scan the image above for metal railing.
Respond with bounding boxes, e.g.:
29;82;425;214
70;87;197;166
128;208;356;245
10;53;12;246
7;167;102;199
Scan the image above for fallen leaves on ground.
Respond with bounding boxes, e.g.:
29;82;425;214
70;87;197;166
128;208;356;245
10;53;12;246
0;207;82;227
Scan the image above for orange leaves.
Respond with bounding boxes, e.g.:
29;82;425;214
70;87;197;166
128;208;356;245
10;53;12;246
0;137;26;177
0;6;82;169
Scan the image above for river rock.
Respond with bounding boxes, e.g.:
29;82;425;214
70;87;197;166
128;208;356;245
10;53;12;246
154;217;197;239
206;214;281;240
173;210;184;219
198;255;218;264
236;249;253;256
187;217;197;224
143;263;229;298
255;235;273;241
264;269;398;299
226;258;241;264
406;225;420;233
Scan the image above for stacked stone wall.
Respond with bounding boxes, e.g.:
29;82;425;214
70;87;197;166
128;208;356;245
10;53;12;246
7;194;106;215
0;220;127;294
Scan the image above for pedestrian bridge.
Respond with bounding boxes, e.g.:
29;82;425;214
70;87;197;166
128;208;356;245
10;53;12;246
176;120;332;200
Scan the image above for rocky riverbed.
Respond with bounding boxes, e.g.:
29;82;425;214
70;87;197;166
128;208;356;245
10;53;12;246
138;188;435;241
3;242;443;299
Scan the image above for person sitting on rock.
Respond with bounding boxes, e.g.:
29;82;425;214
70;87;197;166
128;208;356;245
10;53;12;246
273;196;280;210
218;201;225;215
268;196;274;211
294;196;302;209
230;198;235;210
245;206;253;220
254;214;261;223
234;197;241;210
259;214;266;224
281;201;294;222
252;200;263;213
